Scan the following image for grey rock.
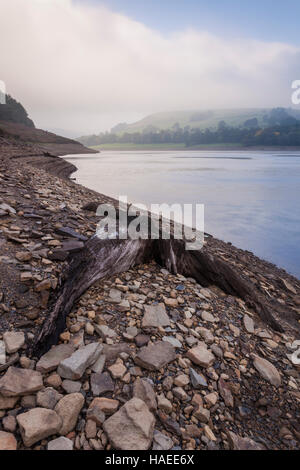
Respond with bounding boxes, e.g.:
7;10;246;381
0;367;43;397
91;354;106;374
189;368;208;388
36;344;75;373
133;377;157;412
243;314;255;334
91;372;114;396
17;408;62;447
3;332;25;354
48;436;74;450
162;336;182;348
62;380;81;394
55;393;85;435
152;430;173;450
103;398;155;450
0;341;6;365
36;387;63;409
135;341;176;371
57;343;103;380
142;303;170;328
252;355;281;387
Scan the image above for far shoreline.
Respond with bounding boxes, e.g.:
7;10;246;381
89;143;300;152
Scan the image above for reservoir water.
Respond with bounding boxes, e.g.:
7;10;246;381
64;150;300;279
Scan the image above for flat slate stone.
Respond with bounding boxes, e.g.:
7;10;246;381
135;341;176;371
189;368;208;388
48;436;73;451
55;226;87;241
57;343;103;380
142;303;170;328
0;340;6;365
0;367;43;397
36;344;75;373
91;372;115;396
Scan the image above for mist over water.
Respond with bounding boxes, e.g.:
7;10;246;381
65;150;300;279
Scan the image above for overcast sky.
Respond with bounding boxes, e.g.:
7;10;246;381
1;0;300;136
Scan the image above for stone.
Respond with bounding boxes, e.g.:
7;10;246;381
48;436;74;450
142;303;170;328
135;341;176;371
218;378;234;407
152;430;173;450
157;394;172;414
227;431;265;450
135;334;150;347
204;425;217;441
189;368;208;388
57;343;103;380
95;324;117;341
3;415;17;432
194;406;210;423
252;355;281;387
109;288;122;303
0;341;6;365
0;394;19;409
174;374;189;387
133;377;157;412
0;367;43;396
87;400;106;425
204;392;219;408
91;372;114;396
91;354;106;374
108;361;127;379
102;343;131;362
21;395;36;408
90;397;119;415
85;419;97;439
163;336;182;348
62;380;81;394
3;331;25;354
45;373;62;389
36;387;62;409
187;344;215;368
0;431;17;450
243;314;255;333
201;311;218;322
36;344;75;373
17;408;62;447
103;398;155;450
55;393;84;435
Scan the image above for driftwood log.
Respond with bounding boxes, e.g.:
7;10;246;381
32;225;298;357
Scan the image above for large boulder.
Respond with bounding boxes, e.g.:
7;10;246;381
17;408;62;447
135;341;176;371
57;343;103;380
36;344;75;373
54;393;84;435
0;367;43;396
103;398;155;450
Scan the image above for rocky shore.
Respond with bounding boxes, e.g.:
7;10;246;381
0;136;299;451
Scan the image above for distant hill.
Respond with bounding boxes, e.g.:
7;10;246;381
78;108;300;147
110;108;300;134
0;93;96;156
0;94;34;128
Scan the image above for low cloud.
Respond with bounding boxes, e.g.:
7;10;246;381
0;0;299;134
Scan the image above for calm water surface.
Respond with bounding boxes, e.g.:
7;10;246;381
64;150;300;279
